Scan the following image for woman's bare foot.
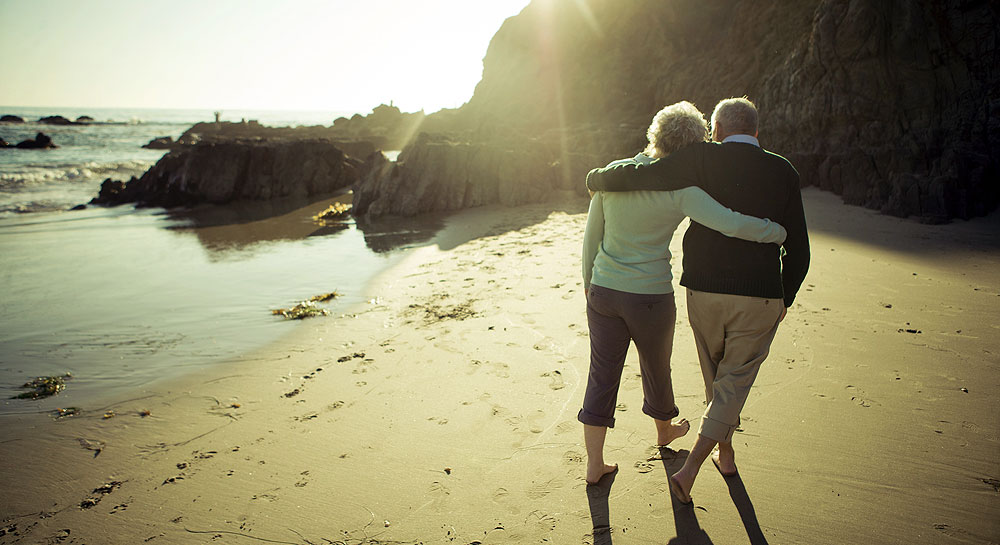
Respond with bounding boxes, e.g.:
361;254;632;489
656;417;691;447
586;462;618;485
711;444;737;476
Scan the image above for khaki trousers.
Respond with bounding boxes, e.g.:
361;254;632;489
686;289;784;443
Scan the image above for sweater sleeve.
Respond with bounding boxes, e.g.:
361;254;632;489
673;187;787;244
586;143;703;192
779;182;810;307
581;192;605;290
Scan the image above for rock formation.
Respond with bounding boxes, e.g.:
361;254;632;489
0;115;25;123
142;136;175;150
91;140;367;208
15;133;58;149
39;115;73;125
353;0;998;222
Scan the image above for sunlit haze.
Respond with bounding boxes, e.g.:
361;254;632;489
0;0;532;114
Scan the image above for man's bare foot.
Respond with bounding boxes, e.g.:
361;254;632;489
711;446;737;476
586;462;618;485
656;418;691;447
669;470;694;504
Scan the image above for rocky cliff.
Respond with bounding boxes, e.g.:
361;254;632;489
354;0;998;222
93;140;365;208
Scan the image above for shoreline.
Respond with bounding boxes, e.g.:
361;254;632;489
1;188;998;544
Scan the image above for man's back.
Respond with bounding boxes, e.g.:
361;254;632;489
680;141;808;307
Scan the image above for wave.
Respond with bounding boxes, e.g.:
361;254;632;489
0;160;154;191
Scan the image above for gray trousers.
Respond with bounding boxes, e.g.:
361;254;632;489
578;284;679;428
686;289;784;443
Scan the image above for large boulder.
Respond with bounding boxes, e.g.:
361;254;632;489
1;115;25;123
91;140;367;208
353;126;644;217
15;132;58;149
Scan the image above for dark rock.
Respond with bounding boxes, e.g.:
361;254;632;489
75;115;94;123
0;138;9;148
354;0;998;221
70;204;87;211
0;115;25;123
91;140;367;208
39;115;72;125
15;132;58;149
143;136;175;149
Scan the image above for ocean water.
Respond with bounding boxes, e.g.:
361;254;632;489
0;107;433;415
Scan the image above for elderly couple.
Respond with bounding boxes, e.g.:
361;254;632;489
580;97;810;504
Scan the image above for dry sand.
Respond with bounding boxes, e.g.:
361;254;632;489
1;188;998;544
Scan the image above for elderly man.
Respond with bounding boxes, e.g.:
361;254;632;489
585;97;810;503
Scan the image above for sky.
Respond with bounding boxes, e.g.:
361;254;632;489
0;0;532;114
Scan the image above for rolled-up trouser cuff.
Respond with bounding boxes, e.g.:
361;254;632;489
642;401;679;422
578;408;616;428
699;414;738;443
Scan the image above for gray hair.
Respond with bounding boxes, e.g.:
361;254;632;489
643;101;709;158
711;97;758;136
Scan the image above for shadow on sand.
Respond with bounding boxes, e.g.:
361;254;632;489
585;447;769;544
660;447;769;545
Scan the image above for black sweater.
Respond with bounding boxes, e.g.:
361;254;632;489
586;141;810;307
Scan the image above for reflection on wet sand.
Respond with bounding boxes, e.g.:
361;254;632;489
165;190;447;257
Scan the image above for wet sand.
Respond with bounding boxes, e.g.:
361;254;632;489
1;187;998;544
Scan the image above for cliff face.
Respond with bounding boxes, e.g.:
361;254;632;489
355;0;998;222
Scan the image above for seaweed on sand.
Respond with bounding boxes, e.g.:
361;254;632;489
271;301;331;320
309;291;340;303
312;202;352;225
13;374;72;399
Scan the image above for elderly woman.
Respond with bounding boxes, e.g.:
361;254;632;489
580;101;786;484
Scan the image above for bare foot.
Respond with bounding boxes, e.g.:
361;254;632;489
711;447;737;476
586;462;618;485
669;470;694;504
656;418;690;447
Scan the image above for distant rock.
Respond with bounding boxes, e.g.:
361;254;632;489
0;138;9;148
15;132;58;149
70;204;87;211
142;136;175;149
91;140;368;208
39;115;72;125
1;115;25;123
75;115;94;123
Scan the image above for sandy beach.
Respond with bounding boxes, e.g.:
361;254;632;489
1;187;998;545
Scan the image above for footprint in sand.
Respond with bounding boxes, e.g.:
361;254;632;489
634;460;655;474
541;370;566;390
492;487;510;504
563;450;584;465
526;478;561;499
525;510;558;532
555;421;577;435
845;385;879;407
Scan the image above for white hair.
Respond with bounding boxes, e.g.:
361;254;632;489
643;101;709;158
711;97;759;136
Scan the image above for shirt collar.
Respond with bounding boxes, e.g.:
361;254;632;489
722;134;760;147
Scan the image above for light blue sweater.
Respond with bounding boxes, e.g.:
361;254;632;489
583;153;787;295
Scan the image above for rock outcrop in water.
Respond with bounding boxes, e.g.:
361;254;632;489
15;133;58;149
92;140;368;208
353;0;998;222
0;115;25;123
